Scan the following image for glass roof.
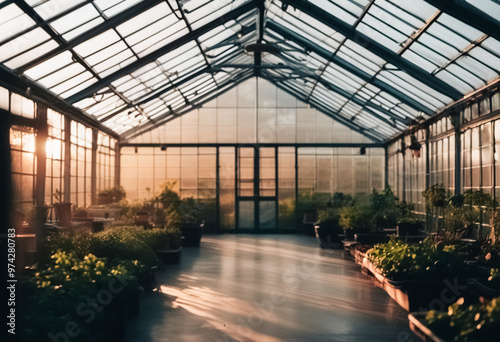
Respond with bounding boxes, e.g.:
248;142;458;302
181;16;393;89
0;0;498;141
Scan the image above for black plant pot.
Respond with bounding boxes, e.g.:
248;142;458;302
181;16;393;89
181;223;203;247
314;224;343;249
397;221;424;237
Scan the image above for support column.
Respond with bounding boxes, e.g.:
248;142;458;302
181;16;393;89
294;146;299;231
254;147;260;231
450;112;461;195
384;145;389;189
115;143;121;188
215;146;220;232
401;138;406;202
425;127;430;192
35;105;48;254
63;119;71;203
91;130;97;205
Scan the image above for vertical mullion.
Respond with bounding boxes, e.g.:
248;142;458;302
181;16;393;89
216;146;220;232
234;147;238;231
275;146;278;230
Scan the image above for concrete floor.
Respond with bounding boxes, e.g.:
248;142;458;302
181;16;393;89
125;235;417;342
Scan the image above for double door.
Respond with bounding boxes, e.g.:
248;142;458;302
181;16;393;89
236;147;277;231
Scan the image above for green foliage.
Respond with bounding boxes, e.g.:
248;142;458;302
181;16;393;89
339;204;372;231
426;296;500;341
316;207;340;228
19;251;140;342
422;184;447;209
99;186;126;203
463;189;493;208
339;205;357;231
43;227;184;269
490;206;500;242
86;229;160;269
370;186;400;227
278;198;296;228
367;238;465;281
157;181;181;210
332;192;353;208
156;181;200;227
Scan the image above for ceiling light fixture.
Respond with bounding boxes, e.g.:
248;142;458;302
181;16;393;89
244;43;281;55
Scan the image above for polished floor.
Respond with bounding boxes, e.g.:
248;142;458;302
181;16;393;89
125;235;417;342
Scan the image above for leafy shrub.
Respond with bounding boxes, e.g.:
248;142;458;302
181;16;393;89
367;238;466;281
316;207;340;228
426;296;500;341
19;251;139;342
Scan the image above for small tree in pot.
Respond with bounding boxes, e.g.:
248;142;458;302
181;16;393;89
314;207;342;248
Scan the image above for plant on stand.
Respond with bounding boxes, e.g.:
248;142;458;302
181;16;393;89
422;184;447;235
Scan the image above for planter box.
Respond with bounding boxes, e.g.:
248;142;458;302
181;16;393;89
314;225;343;249
469;278;500;298
354;233;389;245
362;257;466;312
181;224;203;247
408;313;446;342
352;248;366;266
157;247;182;264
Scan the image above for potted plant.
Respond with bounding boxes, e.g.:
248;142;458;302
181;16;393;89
370;186;400;231
314;207;343;248
423;184;447;234
52;189;72;225
157;181;203;247
97;186;126;205
422;184;447;209
396;201;424;239
178;197;203;247
339;205;357;240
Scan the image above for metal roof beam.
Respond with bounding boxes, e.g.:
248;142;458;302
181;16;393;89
423;0;500;42
263;70;400;131
284;0;463;100
268;21;434;116
99;41;249;122
65;0;256;104
15;0;165;73
0;64;118;138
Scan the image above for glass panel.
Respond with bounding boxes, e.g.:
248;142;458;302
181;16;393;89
238;201;254;229
259;201;276;229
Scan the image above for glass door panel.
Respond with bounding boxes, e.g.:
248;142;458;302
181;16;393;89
259;201;276;229
238;200;254;229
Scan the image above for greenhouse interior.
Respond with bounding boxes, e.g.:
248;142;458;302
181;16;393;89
1;0;500;341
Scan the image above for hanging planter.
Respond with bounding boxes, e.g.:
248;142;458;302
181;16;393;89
408;135;421;158
422;184;447;208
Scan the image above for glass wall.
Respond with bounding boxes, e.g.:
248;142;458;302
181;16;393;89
70;121;92;207
129;78;372;145
10;125;36;214
387;88;500;216
96;132;116;194
4;84;117;225
122;78;384;231
45;109;65;206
